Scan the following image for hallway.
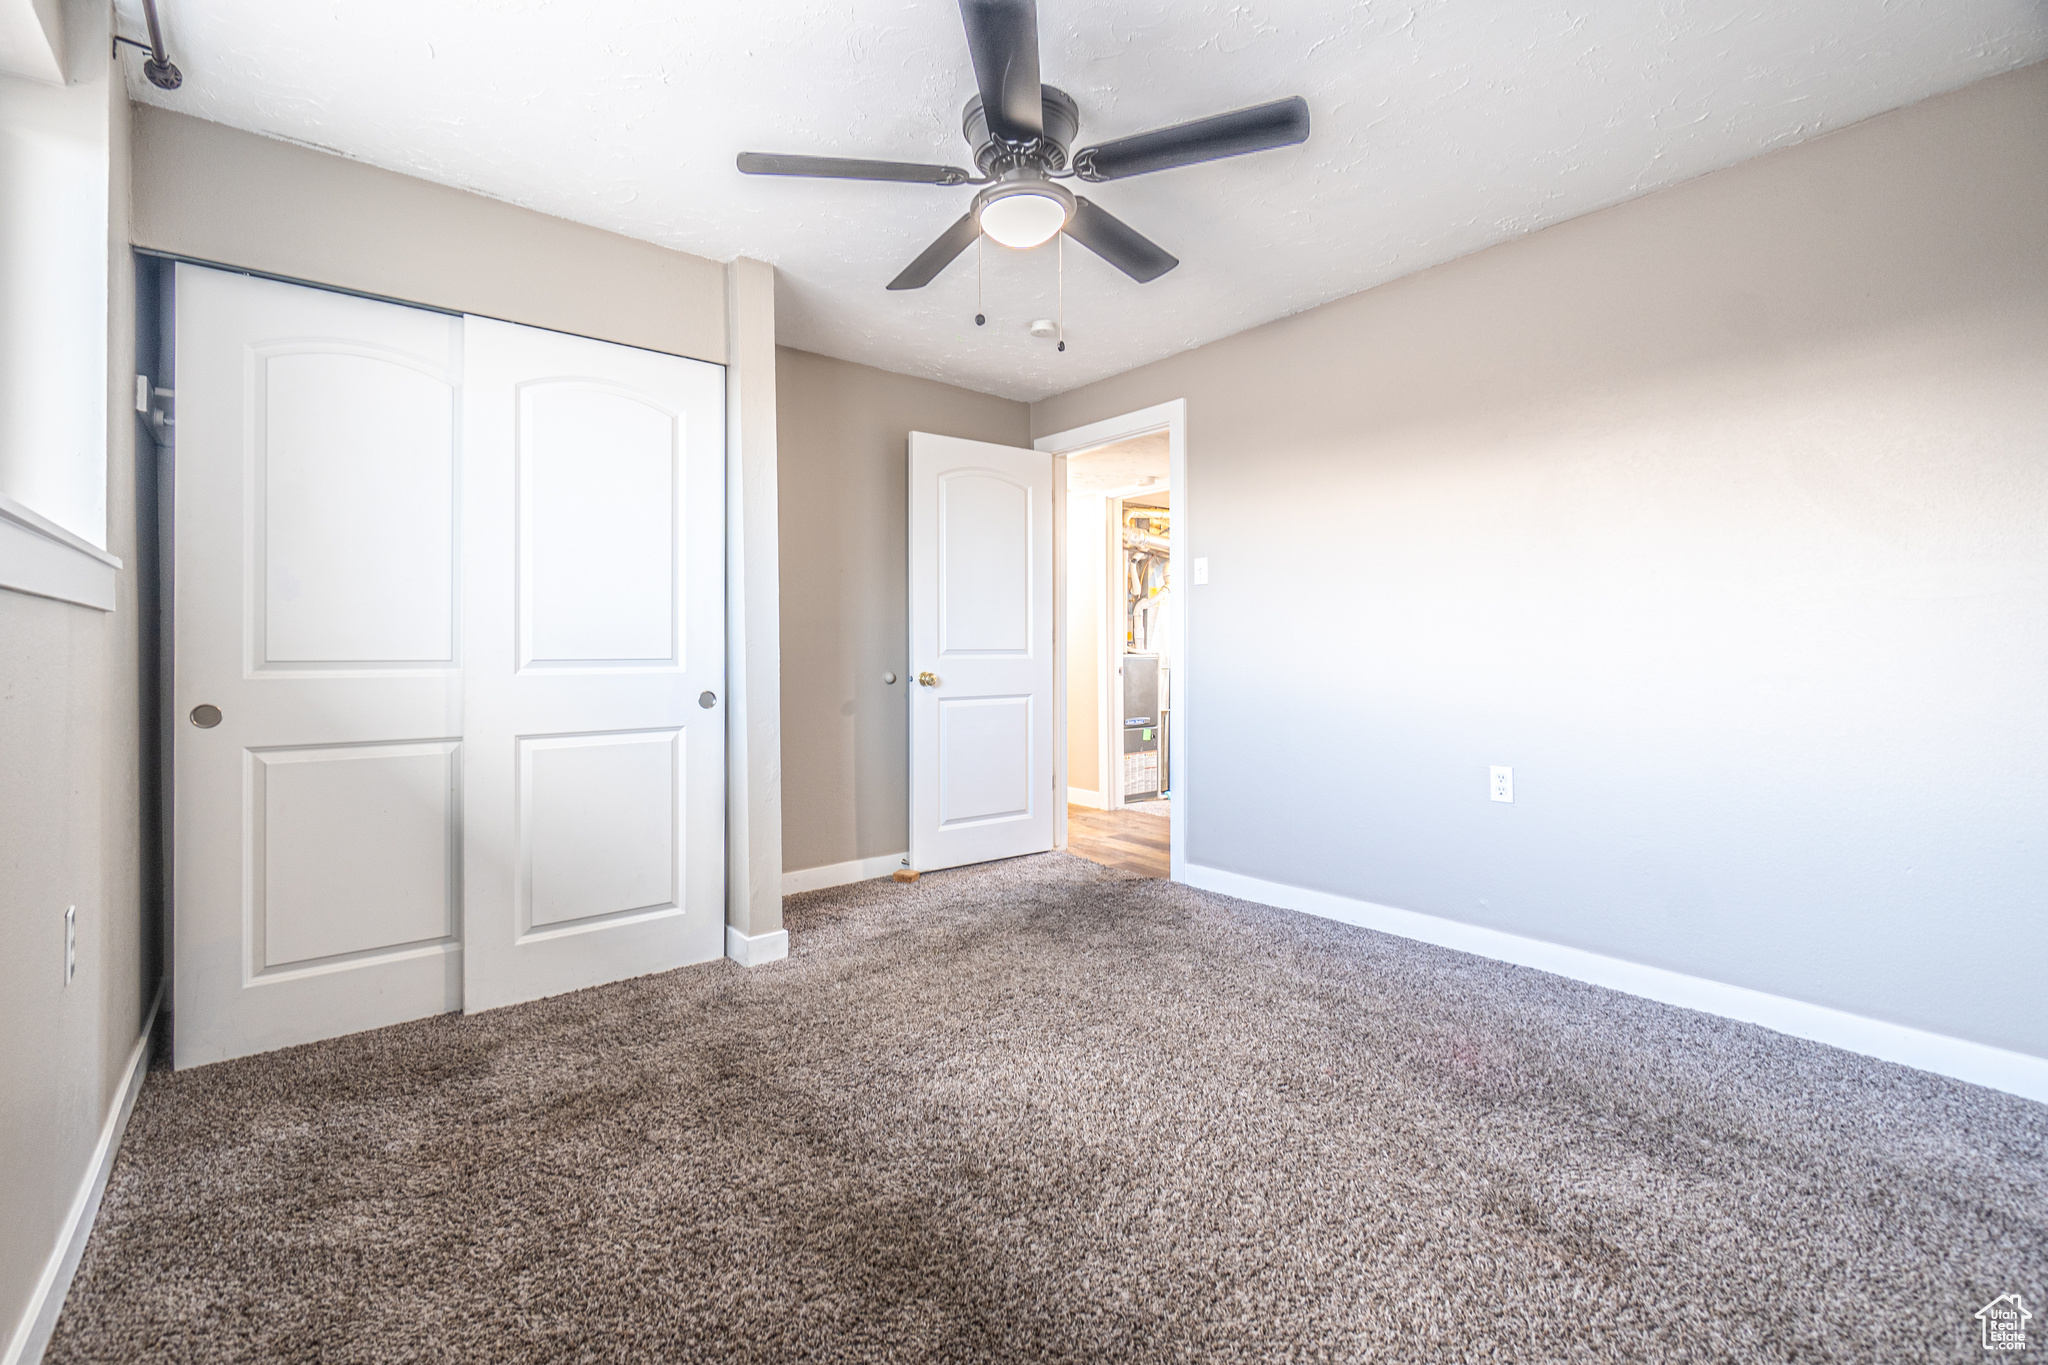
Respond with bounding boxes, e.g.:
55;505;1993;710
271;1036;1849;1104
1065;804;1169;878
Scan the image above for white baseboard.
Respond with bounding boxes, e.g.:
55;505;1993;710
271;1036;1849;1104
1066;787;1106;810
4;981;163;1365
725;924;789;967
1181;863;2048;1106
781;852;906;897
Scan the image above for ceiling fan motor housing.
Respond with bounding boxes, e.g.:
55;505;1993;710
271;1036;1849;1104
964;85;1080;175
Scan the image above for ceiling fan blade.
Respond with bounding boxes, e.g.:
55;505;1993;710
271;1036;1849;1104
1064;199;1178;283
737;153;973;186
887;212;983;290
959;0;1043;141
1072;96;1310;182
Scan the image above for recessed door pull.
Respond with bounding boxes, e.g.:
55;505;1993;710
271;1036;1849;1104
190;704;222;728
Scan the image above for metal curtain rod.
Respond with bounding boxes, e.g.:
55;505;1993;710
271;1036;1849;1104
113;0;182;89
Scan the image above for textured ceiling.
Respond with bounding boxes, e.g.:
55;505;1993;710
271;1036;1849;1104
117;1;2048;401
1069;432;1169;493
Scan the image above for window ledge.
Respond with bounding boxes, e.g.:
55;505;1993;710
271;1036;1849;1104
0;493;121;612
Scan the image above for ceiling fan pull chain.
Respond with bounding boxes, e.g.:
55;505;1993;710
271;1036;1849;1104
975;234;986;326
1057;234;1066;352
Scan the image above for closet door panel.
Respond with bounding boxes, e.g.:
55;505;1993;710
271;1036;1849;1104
172;264;464;1068
460;316;727;1013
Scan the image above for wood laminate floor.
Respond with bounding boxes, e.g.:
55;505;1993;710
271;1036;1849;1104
1066;804;1170;878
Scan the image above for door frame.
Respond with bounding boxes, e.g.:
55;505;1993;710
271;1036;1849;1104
1095;482;1169;812
1035;400;1188;882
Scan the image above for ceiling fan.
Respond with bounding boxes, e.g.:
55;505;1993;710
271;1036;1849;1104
736;0;1310;292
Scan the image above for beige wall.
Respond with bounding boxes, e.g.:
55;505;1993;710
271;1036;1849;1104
777;347;1029;874
0;16;153;1347
1032;63;2048;1057
130;107;726;363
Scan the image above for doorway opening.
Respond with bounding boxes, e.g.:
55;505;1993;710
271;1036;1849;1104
1059;429;1172;878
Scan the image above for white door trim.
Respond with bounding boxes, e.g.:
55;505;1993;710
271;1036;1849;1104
1036;400;1188;882
722;259;782;956
1051;453;1068;850
1106;492;1128;811
1093;481;1169;813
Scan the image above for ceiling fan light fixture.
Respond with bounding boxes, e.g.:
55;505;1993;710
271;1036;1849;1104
976;180;1073;250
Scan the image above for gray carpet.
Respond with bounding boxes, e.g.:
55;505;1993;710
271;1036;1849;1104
48;853;2047;1363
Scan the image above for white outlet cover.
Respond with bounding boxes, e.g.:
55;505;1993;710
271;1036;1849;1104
1490;766;1514;803
1193;557;1210;585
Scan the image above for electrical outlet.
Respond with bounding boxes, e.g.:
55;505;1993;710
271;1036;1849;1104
1490;766;1514;803
1193;557;1209;585
64;906;77;984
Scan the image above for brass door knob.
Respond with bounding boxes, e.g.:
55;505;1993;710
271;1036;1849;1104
917;671;938;687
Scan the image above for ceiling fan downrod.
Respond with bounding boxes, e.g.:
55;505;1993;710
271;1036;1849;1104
114;0;183;89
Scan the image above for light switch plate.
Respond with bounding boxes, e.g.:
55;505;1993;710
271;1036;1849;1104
1193;557;1209;585
1490;766;1513;803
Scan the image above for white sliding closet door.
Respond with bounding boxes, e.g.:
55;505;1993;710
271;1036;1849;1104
172;267;728;1066
459;317;727;1013
173;265;466;1067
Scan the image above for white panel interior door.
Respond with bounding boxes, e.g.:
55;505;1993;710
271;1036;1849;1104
173;264;464;1067
908;431;1056;870
460;316;726;1012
